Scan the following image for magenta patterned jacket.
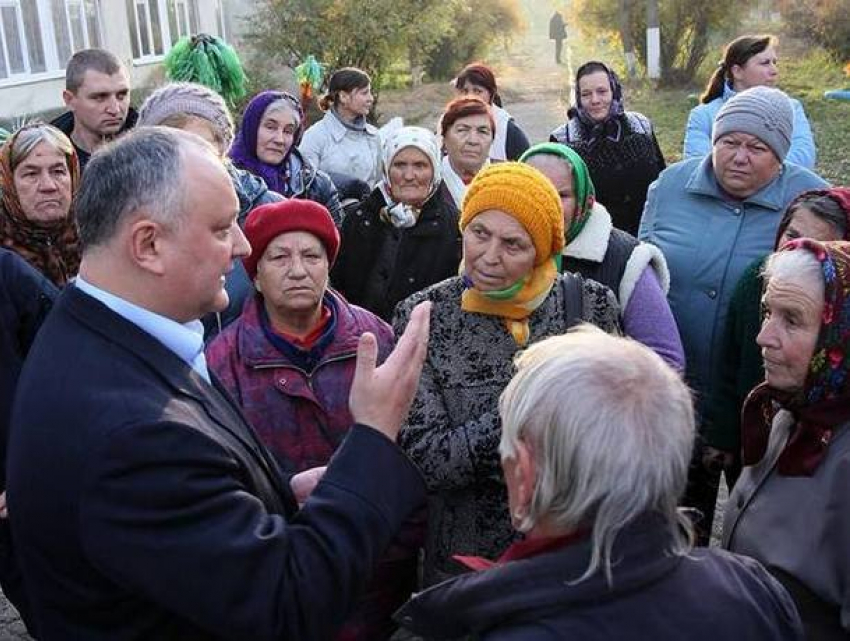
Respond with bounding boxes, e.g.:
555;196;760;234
206;289;394;473
206;290;422;640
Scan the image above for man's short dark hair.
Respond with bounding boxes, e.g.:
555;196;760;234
65;48;125;93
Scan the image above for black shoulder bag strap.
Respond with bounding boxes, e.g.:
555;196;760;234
560;272;585;329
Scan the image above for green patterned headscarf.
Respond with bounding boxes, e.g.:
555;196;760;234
520;142;595;243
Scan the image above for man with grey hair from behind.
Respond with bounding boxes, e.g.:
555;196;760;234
396;326;804;640
6;126;432;640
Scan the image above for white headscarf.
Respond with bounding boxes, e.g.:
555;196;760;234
379;126;442;228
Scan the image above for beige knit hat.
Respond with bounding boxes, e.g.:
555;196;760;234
138;81;234;151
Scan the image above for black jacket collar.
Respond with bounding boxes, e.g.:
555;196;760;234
396;514;684;638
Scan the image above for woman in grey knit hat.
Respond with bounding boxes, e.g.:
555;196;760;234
683;34;816;168
639;85;829;545
138;82;284;337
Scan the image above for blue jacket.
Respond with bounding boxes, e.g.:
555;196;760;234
683;83;816;169
7;285;425;640
284;147;343;225
396;515;803;640
638;157;827;418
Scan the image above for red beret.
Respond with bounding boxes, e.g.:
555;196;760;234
242;199;340;279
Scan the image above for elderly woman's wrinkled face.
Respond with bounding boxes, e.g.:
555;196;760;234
12;141;73;223
778;206;843;248
732;46;779;91
444;113;493;176
457;81;493;105
578;71;613;122
388;147;433;207
256;231;329;319
464;209;536;291
757;276;823;392
526;155;577;230
713;132;781;200
256;107;298;165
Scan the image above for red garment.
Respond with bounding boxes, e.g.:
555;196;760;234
454;529;589;571
273;304;332;349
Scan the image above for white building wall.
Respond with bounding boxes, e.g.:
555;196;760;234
0;0;245;123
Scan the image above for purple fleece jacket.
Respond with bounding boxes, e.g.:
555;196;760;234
623;267;686;373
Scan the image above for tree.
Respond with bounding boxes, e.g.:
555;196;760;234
778;0;850;61
248;0;403;90
619;0;637;78
247;0;481;104
574;0;736;85
424;0;526;80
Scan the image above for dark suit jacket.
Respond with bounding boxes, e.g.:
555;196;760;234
7;285;425;640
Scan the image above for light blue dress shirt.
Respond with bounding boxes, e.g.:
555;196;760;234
75;277;211;383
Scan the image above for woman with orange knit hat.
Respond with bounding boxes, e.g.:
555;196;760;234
392;162;620;587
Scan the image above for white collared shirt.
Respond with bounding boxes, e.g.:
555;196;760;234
75;277;210;383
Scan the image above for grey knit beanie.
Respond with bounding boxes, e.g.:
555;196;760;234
712;86;794;161
138;82;234;151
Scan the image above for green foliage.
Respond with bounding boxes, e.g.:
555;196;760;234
250;0;450;93
571;0;736;86
163;35;248;106
0;127;9;145
778;0;850;62
248;0;524;94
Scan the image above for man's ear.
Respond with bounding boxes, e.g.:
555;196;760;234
128;218;168;276
62;89;75;108
514;439;538;513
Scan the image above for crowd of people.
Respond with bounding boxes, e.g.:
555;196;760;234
0;32;847;640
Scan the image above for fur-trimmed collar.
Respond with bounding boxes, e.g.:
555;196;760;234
563;202;612;262
562;203;670;308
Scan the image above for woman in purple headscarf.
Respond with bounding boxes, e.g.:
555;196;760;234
230;90;342;225
550;61;665;236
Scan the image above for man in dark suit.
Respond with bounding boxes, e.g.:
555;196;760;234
7;127;431;640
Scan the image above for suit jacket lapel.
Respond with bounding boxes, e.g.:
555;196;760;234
65;286;297;515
